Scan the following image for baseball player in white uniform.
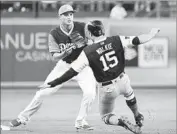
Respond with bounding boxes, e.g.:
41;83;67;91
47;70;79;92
40;20;160;134
10;4;96;130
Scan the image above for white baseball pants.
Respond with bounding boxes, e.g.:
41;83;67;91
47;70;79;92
97;73;135;117
18;60;96;124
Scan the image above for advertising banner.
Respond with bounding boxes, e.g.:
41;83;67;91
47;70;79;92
1;25;56;83
138;38;168;68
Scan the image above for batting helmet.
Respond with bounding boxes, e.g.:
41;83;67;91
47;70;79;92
87;20;105;37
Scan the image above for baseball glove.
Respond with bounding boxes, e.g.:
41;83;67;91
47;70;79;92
69;31;86;48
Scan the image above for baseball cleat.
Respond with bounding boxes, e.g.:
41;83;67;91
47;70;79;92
75;120;94;130
135;113;144;127
75;124;94;130
9;118;25;127
1;125;11;131
118;116;142;134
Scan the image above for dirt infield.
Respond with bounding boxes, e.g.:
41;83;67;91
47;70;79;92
1;89;176;134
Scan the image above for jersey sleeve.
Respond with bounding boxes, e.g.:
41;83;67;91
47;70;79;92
71;51;89;73
119;36;136;48
48;34;60;53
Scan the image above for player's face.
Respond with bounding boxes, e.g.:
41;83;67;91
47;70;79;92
60;12;74;25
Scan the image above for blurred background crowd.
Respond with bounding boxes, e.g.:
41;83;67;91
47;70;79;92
1;0;176;18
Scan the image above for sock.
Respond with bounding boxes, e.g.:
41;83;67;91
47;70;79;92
126;97;139;117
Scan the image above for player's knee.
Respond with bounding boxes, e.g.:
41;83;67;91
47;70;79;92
101;113;115;124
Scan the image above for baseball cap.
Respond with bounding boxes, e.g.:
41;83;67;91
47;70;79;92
58;4;76;16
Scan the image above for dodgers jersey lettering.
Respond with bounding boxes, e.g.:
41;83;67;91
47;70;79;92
49;21;85;63
84;36;125;82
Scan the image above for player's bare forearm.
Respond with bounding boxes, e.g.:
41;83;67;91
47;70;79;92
133;28;160;45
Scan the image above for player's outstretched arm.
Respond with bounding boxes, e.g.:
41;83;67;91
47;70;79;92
133;28;160;45
48;68;78;87
39;68;78;89
120;28;160;48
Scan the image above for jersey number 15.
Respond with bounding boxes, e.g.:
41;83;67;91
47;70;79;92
100;51;118;71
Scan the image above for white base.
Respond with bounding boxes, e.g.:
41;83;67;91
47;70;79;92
1;125;11;131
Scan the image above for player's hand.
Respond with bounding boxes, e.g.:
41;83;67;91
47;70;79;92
150;28;160;36
38;83;51;89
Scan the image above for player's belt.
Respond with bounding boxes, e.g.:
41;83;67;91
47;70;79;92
101;72;125;86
